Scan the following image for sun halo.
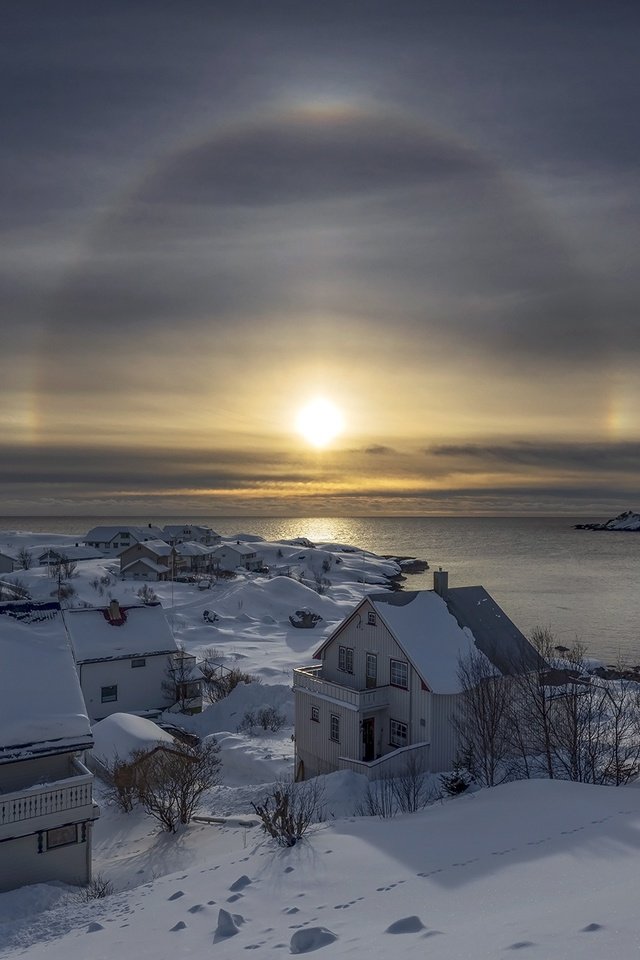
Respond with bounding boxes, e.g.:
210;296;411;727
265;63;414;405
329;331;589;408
295;398;345;448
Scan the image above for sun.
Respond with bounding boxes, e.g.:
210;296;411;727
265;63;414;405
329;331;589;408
296;398;344;448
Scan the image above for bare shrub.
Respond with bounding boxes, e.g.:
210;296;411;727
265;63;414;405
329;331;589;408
200;651;257;703
354;756;437;818
75;874;114;902
354;776;397;819
137;584;158;604
453;649;511;787
102;753;138;812
135;739;222;832
238;706;287;734
251;780;324;846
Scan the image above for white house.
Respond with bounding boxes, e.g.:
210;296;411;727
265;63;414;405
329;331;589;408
63;601;182;721
0;601;99;892
83;525;164;556
293;571;542;781
212;542;262;572
162;524;221;546
37;544;105;566
0;549;19;574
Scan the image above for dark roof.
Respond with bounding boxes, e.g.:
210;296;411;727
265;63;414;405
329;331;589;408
444;586;546;675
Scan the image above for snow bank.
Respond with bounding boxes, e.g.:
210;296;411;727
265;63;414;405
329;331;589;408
91;713;174;764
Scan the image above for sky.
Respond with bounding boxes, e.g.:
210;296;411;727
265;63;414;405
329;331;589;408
2;0;639;517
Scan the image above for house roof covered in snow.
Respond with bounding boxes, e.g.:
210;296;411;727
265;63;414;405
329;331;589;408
314;587;543;694
213;543;257;556
64;602;178;663
90;713;175;764
0;601;92;762
121;558;169;575
84;525;163;543
37;544;105;562
163;524;216;537
175;541;214;557
120;539;174;557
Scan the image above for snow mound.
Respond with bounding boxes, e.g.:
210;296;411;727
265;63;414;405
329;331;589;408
91;713;174;763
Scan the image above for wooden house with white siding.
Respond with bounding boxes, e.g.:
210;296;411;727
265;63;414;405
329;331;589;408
293;571;541;781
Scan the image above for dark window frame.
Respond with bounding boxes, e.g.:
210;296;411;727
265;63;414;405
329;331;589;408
101;684;118;703
390;718;409;747
330;714;340;742
338;645;354;674
131;657;146;668
311;705;320;722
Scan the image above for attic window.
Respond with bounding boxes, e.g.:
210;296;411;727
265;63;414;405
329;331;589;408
131;658;146;668
367;611;376;626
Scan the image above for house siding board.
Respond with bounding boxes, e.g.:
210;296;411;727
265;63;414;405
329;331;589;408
0;824;92;892
429;693;461;772
79;654;174;722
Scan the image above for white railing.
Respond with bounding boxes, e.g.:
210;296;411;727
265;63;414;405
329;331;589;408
293;666;390;711
0;764;94;828
338;741;431;780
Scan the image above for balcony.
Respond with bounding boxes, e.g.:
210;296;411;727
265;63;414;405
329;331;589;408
0;760;98;841
293;665;390;712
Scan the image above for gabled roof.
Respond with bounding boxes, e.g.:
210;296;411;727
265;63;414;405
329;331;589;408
121;539;173;556
213;542;257;556
37;544;105;561
163;524;214;537
0;601;92;761
84;525;164;543
64;602;178;662
314;587;542;695
121;558;169;575
175;541;213;557
0;548;18;561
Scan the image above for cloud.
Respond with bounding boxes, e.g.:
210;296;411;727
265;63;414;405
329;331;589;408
363;444;396;455
429;441;640;473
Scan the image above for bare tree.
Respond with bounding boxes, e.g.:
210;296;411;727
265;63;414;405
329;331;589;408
135;739;221;832
453;649;511;787
16;547;33;570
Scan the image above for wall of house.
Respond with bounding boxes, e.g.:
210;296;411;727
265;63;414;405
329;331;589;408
0;754;74;793
0;822;91;892
79;654;174;721
429;693;461;772
0;555;16;573
294;691;359;779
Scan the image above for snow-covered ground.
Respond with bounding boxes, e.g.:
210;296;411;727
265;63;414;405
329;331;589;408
3;527;640;958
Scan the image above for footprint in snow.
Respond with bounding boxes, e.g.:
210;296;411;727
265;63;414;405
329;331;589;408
170;921;187;932
385;916;425;934
87;922;105;933
168;891;184;901
581;923;604;932
229;875;252;892
506;941;535;950
227;893;244;903
188;904;206;913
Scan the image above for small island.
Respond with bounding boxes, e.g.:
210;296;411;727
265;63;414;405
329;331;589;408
575;510;640;531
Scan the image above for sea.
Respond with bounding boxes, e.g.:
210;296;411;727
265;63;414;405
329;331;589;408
1;515;638;664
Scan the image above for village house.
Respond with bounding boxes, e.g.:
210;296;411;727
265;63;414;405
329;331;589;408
174;541;220;576
63;601;191;721
83;525;164;556
293;571;542;781
0;601;99;892
162;524;221;546
37;544;105;566
212;541;262;572
118;539;177;580
0;548;19;574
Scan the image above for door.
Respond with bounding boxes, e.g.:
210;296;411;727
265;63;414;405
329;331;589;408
362;717;375;762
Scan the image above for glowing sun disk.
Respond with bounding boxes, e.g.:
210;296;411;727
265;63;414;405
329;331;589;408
296;398;344;448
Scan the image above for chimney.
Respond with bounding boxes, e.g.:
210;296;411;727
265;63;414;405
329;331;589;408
433;568;449;596
108;599;121;622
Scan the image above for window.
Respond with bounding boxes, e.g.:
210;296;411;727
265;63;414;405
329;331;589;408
311;705;320;722
390;719;408;747
367;611;376;625
366;653;377;688
330;714;340;742
131;658;146;668
338;646;354;673
390;659;409;689
101;684;118;703
46;824;78;849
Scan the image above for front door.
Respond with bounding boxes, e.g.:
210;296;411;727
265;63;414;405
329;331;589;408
362;717;375;762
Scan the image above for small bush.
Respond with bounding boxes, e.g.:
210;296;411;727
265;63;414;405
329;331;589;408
76;874;114;902
238;706;287;734
137;584;158;604
252;780;324;846
440;760;472;797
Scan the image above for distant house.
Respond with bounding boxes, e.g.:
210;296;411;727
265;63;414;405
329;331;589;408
162;524;221;546
293;571;542;781
175;541;220;576
83;525;165;556
37;544;105;566
63;601;182;721
0;601;99;892
118;539;176;579
0;549;19;574
212;542;262;572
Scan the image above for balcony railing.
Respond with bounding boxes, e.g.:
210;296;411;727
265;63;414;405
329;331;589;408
293;665;390;711
0;761;95;830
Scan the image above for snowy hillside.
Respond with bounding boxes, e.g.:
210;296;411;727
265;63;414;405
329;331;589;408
2;779;640;959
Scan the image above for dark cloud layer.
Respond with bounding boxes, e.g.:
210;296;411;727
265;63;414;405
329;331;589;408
2;1;639;512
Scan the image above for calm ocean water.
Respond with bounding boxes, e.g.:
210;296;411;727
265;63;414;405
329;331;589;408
1;515;638;663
